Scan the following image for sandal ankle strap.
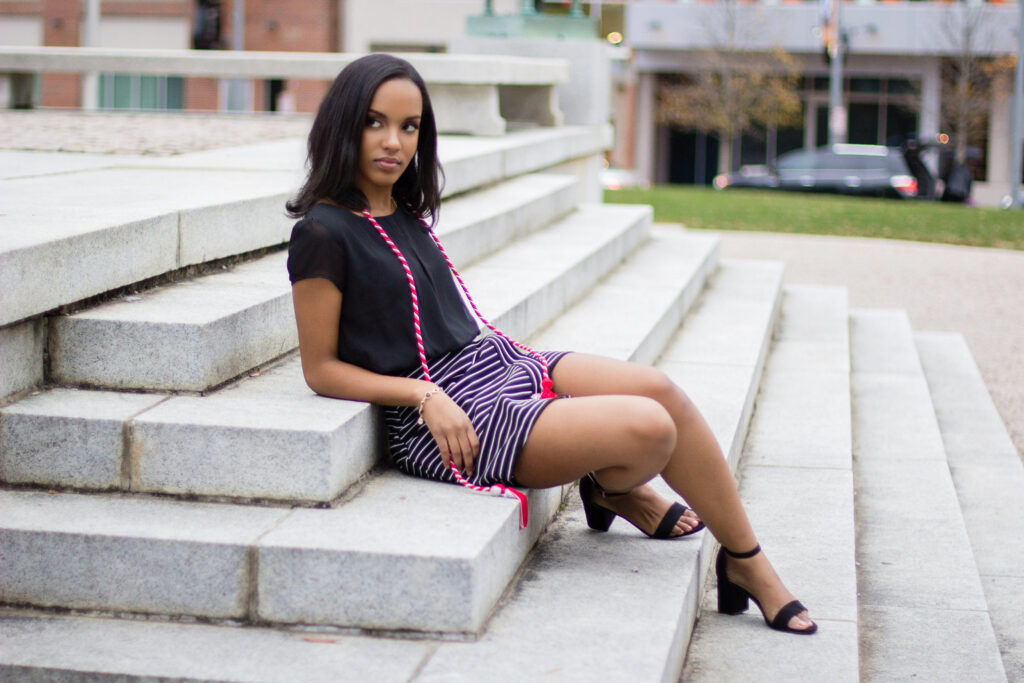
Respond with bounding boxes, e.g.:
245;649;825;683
586;473;630;498
723;543;761;559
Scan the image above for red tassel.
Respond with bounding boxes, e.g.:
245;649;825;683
539;377;557;399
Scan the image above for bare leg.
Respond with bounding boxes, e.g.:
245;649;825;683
515;353;814;632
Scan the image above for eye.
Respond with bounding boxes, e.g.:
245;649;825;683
402;121;420;133
365;117;382;129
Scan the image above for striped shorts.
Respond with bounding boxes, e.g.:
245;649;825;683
383;333;569;487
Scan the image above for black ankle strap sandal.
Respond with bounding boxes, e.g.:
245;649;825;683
716;543;818;635
578;473;705;540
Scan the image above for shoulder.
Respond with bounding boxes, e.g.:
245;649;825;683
291;204;365;244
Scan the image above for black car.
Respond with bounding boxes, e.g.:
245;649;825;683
714;144;922;199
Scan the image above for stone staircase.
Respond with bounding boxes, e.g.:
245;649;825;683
2;118;1023;683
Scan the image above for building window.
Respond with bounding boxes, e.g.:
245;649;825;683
98;74;184;111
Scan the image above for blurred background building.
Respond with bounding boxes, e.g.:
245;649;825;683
0;0;1019;203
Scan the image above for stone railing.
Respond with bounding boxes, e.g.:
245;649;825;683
0;46;569;135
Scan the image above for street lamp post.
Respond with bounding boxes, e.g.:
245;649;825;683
1010;2;1024;208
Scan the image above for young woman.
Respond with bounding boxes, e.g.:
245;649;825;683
286;54;816;635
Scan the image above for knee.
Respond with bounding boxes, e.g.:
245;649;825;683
624;397;676;462
634;366;685;407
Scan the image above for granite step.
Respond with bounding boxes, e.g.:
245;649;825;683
0;228;719;635
915;331;1024;681
46;172;580;393
0;608;432;683
850;309;1007;682
683;285;859;681
1;201;651;502
0;125;609;330
0;254;782;681
415;259;784;682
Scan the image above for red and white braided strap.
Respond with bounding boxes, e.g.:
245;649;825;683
363;208;549;530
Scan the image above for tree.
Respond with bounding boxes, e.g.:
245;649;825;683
940;2;1015;167
654;0;802;173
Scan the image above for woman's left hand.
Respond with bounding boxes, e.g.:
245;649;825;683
420;391;480;477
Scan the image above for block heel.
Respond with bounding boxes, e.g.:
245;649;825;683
578;474;617;532
578;473;705;539
715;544;818;635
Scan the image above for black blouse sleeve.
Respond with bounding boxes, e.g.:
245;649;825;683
286;218;346;292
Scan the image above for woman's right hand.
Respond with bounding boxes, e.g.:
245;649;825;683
420;391;480;478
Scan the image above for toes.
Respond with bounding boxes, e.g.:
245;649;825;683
789;611;815;631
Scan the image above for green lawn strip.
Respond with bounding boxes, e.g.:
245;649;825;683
605;186;1024;251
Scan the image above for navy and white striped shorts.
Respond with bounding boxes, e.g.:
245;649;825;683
383;333;569;487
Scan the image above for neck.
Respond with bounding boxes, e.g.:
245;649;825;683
363;188;395;216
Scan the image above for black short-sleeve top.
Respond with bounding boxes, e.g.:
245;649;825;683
286;203;480;376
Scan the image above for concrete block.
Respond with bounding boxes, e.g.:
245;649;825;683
130;360;380;502
465;202;650;342
948;463;1024;575
915;331;1019;466
860;605;1007;683
177;193;292;266
0;611;432;683
0;166;297;327
530;228;719;365
743;368;851;470
854;458;988;612
983;575;1024;683
848;308;921;375
774;285;849;343
437;173;579;268
0;211;179;328
0;318;44;399
0;490;286;618
916;331;1024;679
257;470;562;632
453;38;610;127
430;83;505;135
437;135;506;198
659;260;784;366
49;252;295;392
683;612;858;683
418;495;704;683
738;466;858;622
501;125;611;180
851;373;946;461
0;388;165;489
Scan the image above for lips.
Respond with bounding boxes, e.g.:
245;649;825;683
374;157;402;172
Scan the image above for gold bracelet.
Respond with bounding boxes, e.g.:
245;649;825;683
416;386;444;425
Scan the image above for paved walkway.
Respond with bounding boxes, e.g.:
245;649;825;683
715;230;1024;463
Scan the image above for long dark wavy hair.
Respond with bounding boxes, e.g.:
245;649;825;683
285;54;444;225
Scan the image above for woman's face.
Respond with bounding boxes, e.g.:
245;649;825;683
356;77;423;201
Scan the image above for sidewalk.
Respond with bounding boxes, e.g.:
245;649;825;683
715;230;1024;464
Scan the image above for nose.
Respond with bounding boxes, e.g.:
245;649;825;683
382;125;400;151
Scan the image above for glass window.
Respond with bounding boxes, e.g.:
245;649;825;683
740;131;768;167
849;102;880;145
97;74;185;111
139;76;159;109
850;78;881;93
886;78;916;94
166;77;184;110
885;104;918;146
816;105;829;147
112;74;132;109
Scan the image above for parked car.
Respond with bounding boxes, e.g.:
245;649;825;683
714;144;922;199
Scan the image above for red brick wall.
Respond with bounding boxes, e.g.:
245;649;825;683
184;76;218;110
2;0;338;112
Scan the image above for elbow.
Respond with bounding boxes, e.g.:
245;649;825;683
300;358;332;397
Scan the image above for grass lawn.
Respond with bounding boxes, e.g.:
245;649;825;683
604;186;1024;251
